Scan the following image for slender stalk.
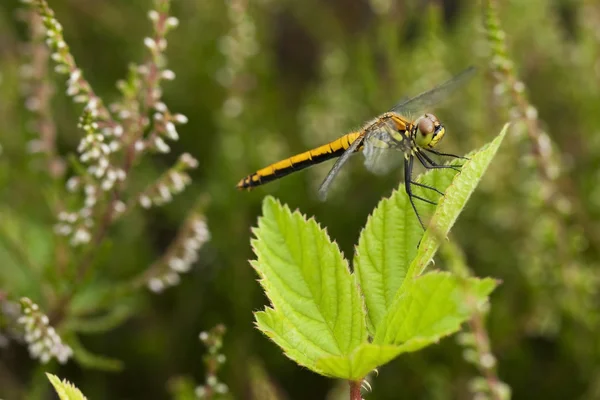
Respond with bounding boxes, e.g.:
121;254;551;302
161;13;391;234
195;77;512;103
468;311;503;400
349;380;362;400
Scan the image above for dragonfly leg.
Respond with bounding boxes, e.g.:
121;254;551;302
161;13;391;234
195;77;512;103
416;150;462;173
405;156;431;230
410;180;445;196
425;148;470;161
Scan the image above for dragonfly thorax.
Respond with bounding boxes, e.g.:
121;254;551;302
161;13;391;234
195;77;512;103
414;113;445;149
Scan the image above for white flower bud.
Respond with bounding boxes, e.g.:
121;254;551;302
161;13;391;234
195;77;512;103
148;10;160;22
173;113;188;124
166;17;179;28
161;69;176;80
144;37;157;50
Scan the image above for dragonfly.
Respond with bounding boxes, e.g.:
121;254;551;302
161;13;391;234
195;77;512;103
237;67;476;229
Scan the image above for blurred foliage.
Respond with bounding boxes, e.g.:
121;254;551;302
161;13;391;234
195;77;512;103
0;0;599;399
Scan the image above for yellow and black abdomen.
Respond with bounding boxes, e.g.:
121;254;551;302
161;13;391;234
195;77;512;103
237;132;363;189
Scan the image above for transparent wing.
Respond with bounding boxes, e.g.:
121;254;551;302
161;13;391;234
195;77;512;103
317;134;364;201
362;136;403;175
389;67;476;118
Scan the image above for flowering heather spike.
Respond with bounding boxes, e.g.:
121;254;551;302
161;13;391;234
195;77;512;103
135;153;198;209
29;0;111;120
195;324;228;398
18;298;73;364
50;105;118;245
20;7;65;179
143;210;209;292
483;0;564;208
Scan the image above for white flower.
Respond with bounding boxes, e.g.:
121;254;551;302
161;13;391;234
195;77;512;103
71;228;91;245
84;194;97;208
144;37;157;50
195;386;207;398
138;65;150;75
119;110;132;119
109;141;121;152
164;272;180;286
161;69;176;80
148;278;165;293
154;137;170;153
66;85;79;96
79;207;92;218
114;201;126;214
139;195;152;209
101;178;114;191
18;298;73;364
73;94;88;103
148;10;160;22
165;122;178;140
66;177;80;192
166;17;179;28
173;113;188;124
55;64;69;74
168;257;189;272
185;237;202;251
180;153;198;168
155;102;167;112
53;224;72;236
158;184;172;202
113;124;124;137
215;383;229;394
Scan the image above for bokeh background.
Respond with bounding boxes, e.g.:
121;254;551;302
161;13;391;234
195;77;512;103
1;0;600;399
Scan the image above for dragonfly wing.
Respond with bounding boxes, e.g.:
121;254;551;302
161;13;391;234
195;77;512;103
389;67;476;118
362;138;403;175
318;134;365;201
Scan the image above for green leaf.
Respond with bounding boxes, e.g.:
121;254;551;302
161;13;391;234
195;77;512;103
46;374;88;400
374;272;497;345
256;309;427;380
407;124;509;281
355;125;507;333
353;178;434;333
315;342;427;381
251;196;367;377
68;334;123;371
65;304;135;333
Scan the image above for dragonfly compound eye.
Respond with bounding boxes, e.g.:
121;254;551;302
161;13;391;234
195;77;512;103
416;116;435;146
416;114;445;148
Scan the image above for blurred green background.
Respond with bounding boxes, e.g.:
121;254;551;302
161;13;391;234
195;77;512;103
1;0;600;399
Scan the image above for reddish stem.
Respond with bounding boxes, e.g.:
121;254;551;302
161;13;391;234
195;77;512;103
349;380;362;400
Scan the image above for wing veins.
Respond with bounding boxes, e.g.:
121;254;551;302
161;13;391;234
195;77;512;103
389;67;476;117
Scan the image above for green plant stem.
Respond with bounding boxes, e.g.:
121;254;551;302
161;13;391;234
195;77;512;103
468;312;503;400
349;380;362;400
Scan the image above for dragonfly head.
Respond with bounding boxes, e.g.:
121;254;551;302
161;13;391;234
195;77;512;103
415;113;445;149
